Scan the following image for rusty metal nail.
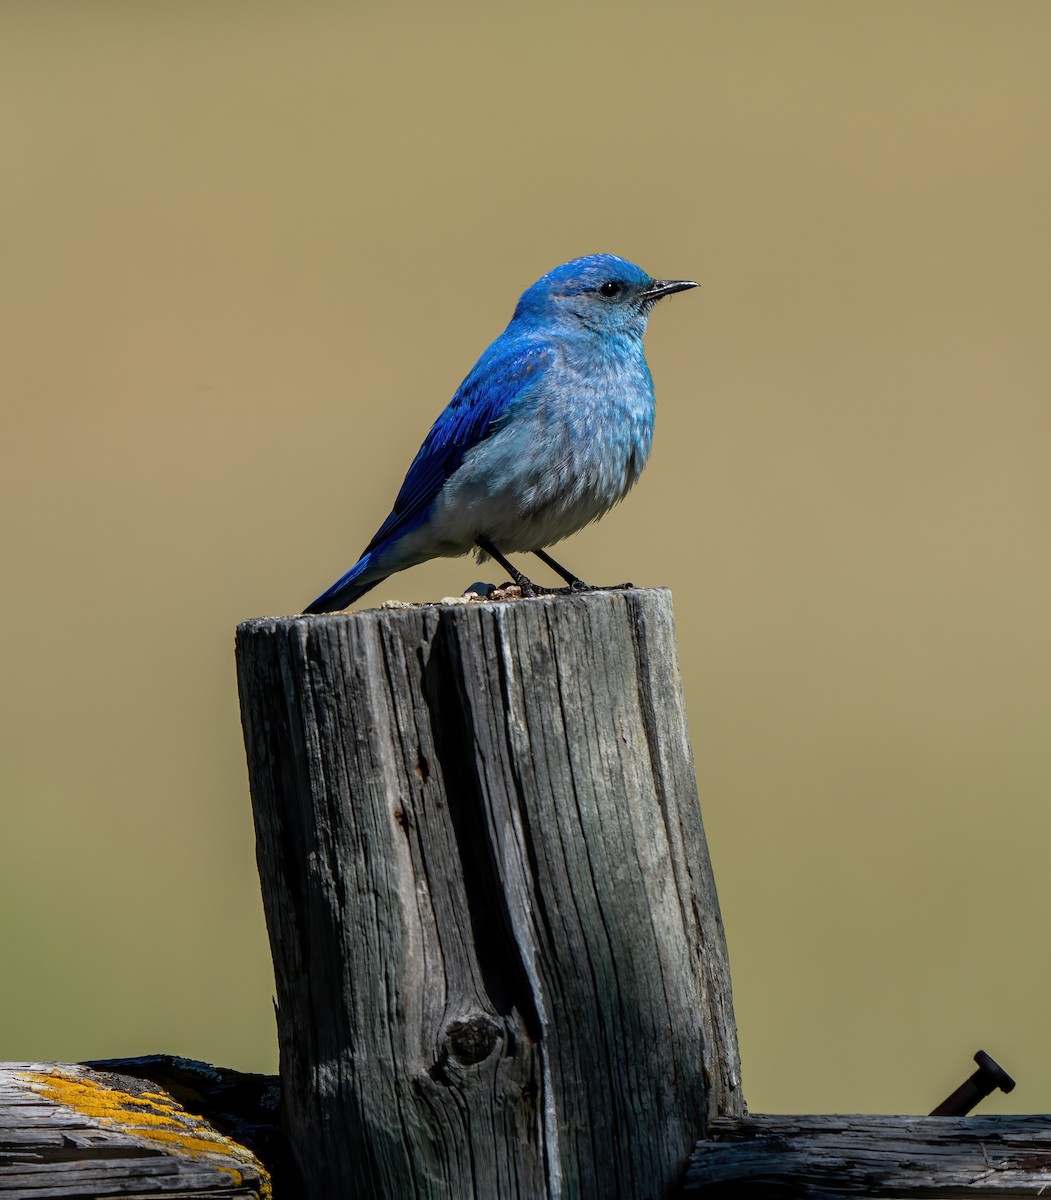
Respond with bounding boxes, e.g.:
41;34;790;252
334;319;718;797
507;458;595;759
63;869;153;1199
930;1050;1016;1116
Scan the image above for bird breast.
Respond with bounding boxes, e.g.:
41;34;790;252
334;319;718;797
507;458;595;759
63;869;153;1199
430;344;656;554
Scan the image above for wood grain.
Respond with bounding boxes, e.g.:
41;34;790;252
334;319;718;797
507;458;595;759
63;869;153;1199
686;1113;1051;1196
236;588;742;1199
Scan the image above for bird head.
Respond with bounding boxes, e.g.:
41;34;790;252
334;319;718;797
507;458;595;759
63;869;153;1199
511;254;697;337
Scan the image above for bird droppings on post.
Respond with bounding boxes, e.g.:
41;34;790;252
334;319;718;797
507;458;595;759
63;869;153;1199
368;581;645;612
488;583;525;600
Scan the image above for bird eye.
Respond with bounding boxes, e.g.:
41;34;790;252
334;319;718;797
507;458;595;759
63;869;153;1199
598;280;624;298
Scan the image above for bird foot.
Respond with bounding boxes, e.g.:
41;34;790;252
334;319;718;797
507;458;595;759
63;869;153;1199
565;580;635;593
519;582;562;598
482;580;636;601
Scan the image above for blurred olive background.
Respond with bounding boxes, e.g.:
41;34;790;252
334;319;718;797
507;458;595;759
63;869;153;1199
2;0;1049;1116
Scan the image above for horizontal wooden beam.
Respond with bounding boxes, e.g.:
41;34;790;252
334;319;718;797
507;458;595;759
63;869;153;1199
8;1060;1046;1197
685;1113;1051;1196
0;1062;271;1198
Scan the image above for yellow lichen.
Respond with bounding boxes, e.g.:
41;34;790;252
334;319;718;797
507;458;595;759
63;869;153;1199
17;1069;272;1200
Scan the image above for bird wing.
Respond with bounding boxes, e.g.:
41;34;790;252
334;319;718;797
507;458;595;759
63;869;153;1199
362;338;554;552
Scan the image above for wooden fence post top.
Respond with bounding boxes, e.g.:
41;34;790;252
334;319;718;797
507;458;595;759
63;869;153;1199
236;583;674;628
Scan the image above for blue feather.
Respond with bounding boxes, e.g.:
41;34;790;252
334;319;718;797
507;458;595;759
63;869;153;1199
365;340;553;552
303;339;553;613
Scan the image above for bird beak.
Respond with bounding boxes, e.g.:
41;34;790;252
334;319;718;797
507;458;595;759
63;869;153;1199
639;279;698;304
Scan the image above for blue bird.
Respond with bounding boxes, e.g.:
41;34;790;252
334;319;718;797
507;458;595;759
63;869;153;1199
304;254;696;613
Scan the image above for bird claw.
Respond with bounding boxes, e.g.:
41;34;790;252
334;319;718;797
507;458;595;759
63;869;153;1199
566;580;635;594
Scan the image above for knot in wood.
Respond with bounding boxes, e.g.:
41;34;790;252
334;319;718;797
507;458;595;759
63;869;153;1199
443;1014;502;1066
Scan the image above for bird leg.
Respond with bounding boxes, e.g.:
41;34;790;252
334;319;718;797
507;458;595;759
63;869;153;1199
531;548;585;588
477;538;543;597
532;548;634;593
478;538;635;598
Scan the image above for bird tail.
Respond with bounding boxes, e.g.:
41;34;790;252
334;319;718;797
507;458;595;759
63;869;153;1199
302;553;388;614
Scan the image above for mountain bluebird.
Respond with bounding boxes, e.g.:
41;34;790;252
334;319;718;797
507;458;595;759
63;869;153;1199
304;254;696;613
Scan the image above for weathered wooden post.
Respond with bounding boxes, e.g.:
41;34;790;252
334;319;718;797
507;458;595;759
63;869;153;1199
236;588;742;1198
